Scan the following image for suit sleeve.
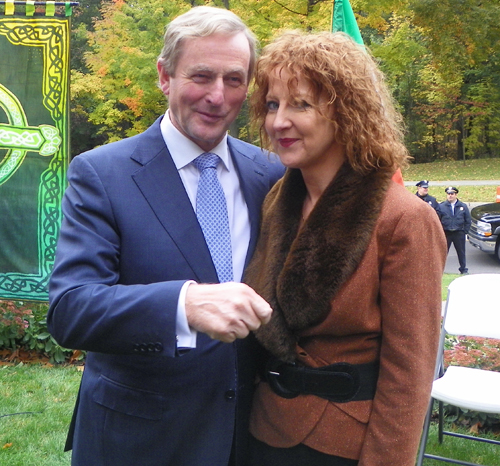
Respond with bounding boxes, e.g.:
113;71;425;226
359;200;447;465
48;155;184;357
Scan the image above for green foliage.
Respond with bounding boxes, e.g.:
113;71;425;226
0;301;32;349
70;0;189;150
0;301;83;364
68;0;500;161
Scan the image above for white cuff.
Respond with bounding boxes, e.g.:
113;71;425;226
176;280;197;349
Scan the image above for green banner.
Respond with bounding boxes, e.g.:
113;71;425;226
331;0;364;46
0;12;70;301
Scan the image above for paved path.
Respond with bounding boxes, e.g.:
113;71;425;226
405;180;500;187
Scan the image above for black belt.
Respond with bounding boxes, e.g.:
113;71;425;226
266;358;379;403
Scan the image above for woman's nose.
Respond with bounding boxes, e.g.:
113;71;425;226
272;106;291;130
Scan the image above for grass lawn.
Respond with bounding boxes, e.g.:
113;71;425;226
0;364;81;466
420;422;500;465
403;158;500;203
403;158;500;181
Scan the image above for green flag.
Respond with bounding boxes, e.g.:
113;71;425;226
331;0;364;45
0;3;71;300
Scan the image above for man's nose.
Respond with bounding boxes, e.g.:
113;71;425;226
206;77;225;106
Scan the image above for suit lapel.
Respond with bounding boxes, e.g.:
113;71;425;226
131;119;218;283
229;138;269;268
130;123;271;282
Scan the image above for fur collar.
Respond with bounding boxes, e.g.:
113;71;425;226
244;163;393;362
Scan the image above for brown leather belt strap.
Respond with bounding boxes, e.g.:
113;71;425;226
266;358;379;403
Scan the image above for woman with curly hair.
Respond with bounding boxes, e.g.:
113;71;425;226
244;31;447;465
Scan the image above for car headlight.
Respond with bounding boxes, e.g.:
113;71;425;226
477;220;492;237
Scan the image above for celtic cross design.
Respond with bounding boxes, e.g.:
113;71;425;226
0;83;62;185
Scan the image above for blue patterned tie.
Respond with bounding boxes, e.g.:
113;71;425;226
193;153;233;283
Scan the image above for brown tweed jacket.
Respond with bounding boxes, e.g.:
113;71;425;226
244;164;447;465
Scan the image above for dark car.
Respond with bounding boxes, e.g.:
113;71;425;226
468;202;500;263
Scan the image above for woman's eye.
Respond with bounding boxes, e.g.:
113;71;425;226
266;101;279;111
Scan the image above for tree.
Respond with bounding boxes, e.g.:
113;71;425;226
71;0;190;149
68;0;500;162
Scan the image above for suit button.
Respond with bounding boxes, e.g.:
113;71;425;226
147;343;156;352
133;344;140;353
225;390;236;401
154;342;163;352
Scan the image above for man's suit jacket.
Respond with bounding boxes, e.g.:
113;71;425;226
48;117;284;466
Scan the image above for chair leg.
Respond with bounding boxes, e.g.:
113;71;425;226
416;398;435;466
438;400;444;444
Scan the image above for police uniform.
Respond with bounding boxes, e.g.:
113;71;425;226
415;180;440;212
439;187;471;274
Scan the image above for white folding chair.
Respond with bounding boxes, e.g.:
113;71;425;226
417;273;500;466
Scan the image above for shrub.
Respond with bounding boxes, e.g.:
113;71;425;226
444;335;500;372
0;300;32;349
0;300;84;364
440;334;500;431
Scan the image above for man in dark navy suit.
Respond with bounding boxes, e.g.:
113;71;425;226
48;6;284;466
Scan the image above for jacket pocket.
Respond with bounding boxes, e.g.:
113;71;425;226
93;375;166;420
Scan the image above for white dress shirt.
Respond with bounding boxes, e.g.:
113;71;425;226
159;111;251;347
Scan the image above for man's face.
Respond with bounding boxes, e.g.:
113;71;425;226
157;33;250;152
417;186;429;197
447;192;457;202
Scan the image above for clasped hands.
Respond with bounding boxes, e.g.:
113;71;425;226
185;283;273;343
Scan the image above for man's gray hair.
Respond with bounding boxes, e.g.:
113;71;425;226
158;6;258;81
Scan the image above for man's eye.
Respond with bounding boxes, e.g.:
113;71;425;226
226;76;244;87
265;101;279;111
192;74;210;83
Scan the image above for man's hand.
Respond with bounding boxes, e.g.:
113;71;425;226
185;283;272;343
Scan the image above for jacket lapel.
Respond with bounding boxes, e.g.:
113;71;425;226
229;137;270;268
131;118;217;283
246;164;393;361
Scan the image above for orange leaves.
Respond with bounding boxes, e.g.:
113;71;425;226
120;89;145;117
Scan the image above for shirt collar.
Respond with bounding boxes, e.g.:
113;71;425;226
160;110;230;170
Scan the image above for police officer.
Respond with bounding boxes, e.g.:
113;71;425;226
439;186;471;274
415;180;440;213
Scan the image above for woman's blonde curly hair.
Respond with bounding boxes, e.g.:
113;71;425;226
251;31;410;174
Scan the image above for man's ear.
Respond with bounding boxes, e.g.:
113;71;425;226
157;62;170;96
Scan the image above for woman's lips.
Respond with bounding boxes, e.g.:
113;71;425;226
278;138;297;148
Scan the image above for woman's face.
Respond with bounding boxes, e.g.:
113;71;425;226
264;68;344;177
